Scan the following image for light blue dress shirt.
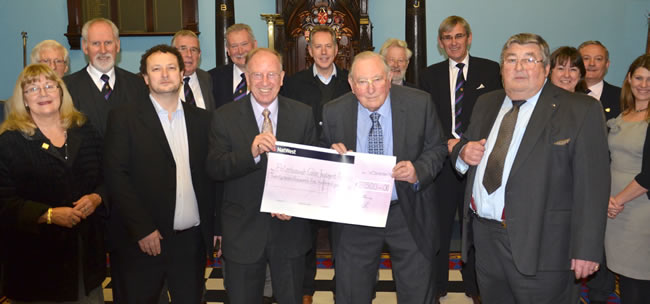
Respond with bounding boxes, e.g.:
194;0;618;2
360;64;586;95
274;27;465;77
356;97;398;201
456;85;544;221
312;64;337;85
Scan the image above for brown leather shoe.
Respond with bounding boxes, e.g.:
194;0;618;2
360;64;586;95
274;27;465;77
302;295;313;304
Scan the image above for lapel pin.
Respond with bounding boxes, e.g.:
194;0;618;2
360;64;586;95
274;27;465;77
41;143;49;150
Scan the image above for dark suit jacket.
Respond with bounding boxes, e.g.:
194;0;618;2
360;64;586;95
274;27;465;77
63;66;148;136
103;98;216;256
206;95;317;264
196;68;216;111
419;56;502;139
600;81;621;121
281;65;351;135
451;83;610;275
208;63;237;110
320;85;448;260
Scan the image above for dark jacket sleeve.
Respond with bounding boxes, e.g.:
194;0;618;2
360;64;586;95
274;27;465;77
635;124;650;197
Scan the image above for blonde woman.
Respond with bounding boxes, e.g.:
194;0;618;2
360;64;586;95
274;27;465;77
0;64;105;303
605;54;650;303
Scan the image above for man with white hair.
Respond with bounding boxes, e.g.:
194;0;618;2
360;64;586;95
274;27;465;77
31;40;69;78
379;38;414;87
63;18;147;136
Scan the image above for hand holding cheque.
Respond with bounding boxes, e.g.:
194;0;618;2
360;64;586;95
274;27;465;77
260;141;397;227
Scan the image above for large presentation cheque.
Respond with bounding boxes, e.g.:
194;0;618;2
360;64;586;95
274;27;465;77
260;141;396;227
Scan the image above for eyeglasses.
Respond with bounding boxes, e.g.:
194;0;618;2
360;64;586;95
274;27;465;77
24;84;59;96
250;72;281;81
39;59;66;66
503;56;544;68
354;76;386;89
177;46;200;54
440;33;467;41
386;58;408;65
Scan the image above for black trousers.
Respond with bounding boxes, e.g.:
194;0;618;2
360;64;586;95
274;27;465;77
110;226;206;304
225;250;304;304
434;161;479;296
333;205;435;304
619;274;650;304
472;215;580;304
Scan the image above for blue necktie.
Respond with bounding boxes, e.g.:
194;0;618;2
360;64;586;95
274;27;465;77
234;73;247;101
100;74;112;100
183;76;195;106
454;63;465;136
368;112;383;155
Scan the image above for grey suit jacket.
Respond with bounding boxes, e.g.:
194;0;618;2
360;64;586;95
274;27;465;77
196;68;216;111
320;85;448;260
206;95;317;263
451;82;610;275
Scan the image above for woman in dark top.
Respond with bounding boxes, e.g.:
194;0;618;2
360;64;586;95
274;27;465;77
0;64;106;303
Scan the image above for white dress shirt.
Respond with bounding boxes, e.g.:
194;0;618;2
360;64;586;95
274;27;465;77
180;71;207;109
456;84;544;221
587;80;605;100
150;95;201;230
232;64;246;94
86;64;116;92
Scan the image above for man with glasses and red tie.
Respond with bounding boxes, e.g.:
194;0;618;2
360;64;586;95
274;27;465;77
63;18;147;137
451;33;610;303
206;48;317;304
209;23;258;110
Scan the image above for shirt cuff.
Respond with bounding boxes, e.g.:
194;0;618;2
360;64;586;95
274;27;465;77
455;145;470;174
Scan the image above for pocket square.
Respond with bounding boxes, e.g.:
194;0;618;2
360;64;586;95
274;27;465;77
553;138;571;146
476;84;485;90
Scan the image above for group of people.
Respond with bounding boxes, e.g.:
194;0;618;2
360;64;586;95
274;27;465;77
0;13;649;304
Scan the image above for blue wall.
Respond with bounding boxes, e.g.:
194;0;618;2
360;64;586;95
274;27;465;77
1;0;648;100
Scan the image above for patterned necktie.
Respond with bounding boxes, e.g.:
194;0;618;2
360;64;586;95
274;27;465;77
261;109;273;134
234;73;247;101
100;74;112;100
482;100;527;194
183;76;195;106
368;112;383;155
454;63;465;136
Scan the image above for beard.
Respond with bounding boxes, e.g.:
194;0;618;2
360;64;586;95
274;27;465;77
91;53;115;73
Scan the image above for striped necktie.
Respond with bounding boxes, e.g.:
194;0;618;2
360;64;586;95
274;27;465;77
454;63;465;136
183;76;196;106
100;74;112;100
234;73;247;101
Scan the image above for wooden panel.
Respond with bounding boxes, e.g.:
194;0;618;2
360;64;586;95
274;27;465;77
65;0;198;49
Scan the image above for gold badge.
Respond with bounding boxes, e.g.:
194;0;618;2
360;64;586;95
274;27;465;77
41;143;49;149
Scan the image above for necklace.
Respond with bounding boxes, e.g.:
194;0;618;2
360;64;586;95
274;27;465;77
635;108;648;113
63;131;68;160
